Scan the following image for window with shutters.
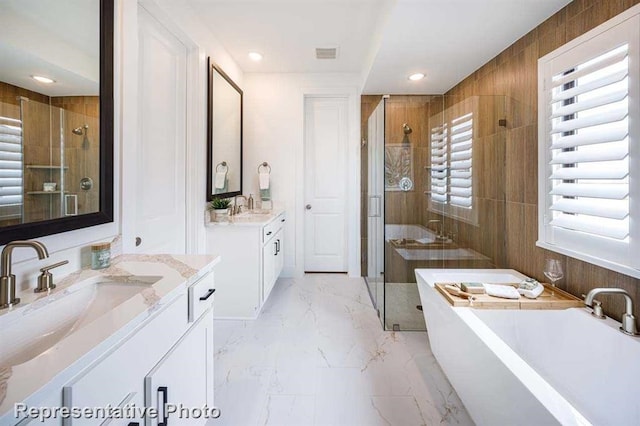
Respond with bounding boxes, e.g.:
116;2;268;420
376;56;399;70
0;114;23;221
428;97;477;225
537;7;640;277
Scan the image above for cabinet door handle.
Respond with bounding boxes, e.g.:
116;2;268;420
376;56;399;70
276;239;280;254
266;231;272;236
274;241;278;256
158;386;168;426
199;288;216;301
128;423;140;426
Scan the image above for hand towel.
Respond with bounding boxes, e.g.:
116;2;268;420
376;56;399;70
483;283;520;299
259;172;270;190
214;172;227;189
260;188;271;201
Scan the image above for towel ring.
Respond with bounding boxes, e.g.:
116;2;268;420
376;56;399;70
216;161;228;173
258;162;271;174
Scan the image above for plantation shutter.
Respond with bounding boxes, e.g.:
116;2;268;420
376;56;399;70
538;9;640;276
430;123;448;204
547;43;630;240
0;115;23;218
448;112;473;209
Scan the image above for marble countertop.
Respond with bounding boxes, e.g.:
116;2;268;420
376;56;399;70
205;209;285;227
0;253;220;421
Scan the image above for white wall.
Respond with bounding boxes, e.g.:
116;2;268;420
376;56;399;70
121;0;243;256
8;0;243;291
243;73;362;278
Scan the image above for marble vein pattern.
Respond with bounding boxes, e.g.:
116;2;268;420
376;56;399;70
211;274;474;426
0;254;219;419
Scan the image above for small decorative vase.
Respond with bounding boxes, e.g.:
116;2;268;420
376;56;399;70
211;208;229;222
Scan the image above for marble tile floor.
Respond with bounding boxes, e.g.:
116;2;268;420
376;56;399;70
209;274;473;426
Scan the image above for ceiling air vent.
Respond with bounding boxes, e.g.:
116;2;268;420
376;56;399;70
316;47;338;60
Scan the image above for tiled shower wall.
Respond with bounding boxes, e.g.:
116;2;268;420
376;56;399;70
383;96;436;226
423;95;507;269
50;96;101;216
445;0;640;321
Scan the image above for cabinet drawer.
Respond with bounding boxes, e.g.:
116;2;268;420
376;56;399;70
188;271;215;322
262;213;286;243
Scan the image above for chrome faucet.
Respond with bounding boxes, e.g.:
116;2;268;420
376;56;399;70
428;219;445;240
232;195;248;215
584;288;639;336
0;240;49;309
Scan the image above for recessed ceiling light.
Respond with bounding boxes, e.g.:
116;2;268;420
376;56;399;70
248;52;263;62
408;73;425;81
32;75;55;84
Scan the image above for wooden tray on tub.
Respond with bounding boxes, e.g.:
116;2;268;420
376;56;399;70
435;283;583;310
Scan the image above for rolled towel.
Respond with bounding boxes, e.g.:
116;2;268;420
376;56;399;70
214;172;227;189
518;281;545;299
483;283;520;299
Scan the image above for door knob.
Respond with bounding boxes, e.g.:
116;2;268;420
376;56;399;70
306;204;312;210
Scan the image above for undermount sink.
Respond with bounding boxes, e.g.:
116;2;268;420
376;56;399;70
230;210;274;222
0;275;160;368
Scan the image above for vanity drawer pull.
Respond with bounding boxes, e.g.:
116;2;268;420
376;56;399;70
281;218;285;223
199;288;216;301
158;386;169;426
266;231;273;236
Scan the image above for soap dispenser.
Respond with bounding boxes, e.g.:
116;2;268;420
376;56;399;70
248;194;255;210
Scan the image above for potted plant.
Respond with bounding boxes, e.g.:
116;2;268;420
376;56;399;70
210;198;231;221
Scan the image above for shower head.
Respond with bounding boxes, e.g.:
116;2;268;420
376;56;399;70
401;123;412;145
72;124;89;135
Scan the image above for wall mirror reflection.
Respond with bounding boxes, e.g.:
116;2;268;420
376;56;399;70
207;59;242;200
0;0;113;243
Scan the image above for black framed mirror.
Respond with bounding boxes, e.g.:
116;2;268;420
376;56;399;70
207;58;242;201
0;0;114;245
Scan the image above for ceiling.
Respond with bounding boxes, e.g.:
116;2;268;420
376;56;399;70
0;0;99;97
188;0;389;74
189;0;572;94
364;0;573;94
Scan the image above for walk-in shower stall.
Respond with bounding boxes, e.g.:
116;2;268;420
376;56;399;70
0;93;100;227
362;95;508;330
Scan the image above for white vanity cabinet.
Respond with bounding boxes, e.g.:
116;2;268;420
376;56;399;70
60;271;215;426
206;211;286;319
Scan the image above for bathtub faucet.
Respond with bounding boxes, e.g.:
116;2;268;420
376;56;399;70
428;220;445;241
584;288;639;336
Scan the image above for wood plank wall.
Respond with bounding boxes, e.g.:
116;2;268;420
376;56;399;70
445;0;640;321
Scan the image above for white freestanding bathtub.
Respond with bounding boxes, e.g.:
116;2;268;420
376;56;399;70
416;269;640;426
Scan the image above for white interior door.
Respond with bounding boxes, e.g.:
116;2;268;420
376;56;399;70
304;96;348;272
136;6;187;254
